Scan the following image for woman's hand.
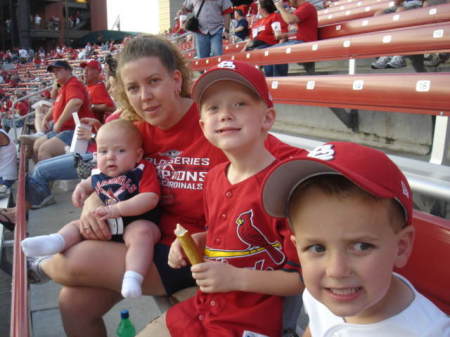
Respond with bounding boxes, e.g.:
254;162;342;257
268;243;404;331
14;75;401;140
79;194;111;240
191;261;242;293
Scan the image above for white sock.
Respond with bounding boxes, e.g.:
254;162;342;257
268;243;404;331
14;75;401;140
121;270;144;298
21;233;65;257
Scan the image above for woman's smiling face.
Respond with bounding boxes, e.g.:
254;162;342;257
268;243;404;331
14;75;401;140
120;56;182;129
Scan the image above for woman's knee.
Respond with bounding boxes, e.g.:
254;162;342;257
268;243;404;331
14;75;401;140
47;253;88;285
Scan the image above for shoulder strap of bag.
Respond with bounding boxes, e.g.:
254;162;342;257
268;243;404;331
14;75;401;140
195;0;206;18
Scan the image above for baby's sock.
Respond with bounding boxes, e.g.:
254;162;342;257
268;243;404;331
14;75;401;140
121;270;144;298
21;233;65;256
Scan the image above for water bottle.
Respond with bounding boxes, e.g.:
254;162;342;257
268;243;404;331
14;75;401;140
116;309;136;337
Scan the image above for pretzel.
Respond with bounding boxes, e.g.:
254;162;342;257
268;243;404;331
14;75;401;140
175;223;203;265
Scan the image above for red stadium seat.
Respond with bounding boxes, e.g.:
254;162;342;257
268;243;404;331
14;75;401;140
396;211;450;315
189;23;450;70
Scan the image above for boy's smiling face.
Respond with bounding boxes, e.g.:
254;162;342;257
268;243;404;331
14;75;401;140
290;187;414;323
199;80;275;155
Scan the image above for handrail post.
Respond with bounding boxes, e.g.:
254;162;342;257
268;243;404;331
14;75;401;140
430;114;450;165
348;58;356;75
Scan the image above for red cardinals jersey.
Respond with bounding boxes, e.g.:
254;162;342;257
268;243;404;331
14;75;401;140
166;138;306;337
136;103;227;245
294;2;318;42
251;12;288;46
52;76;93;131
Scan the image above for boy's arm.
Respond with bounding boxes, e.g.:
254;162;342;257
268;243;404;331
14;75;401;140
95;192;159;219
191;262;303;296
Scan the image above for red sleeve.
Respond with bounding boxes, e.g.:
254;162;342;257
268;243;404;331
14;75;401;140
139;161;161;196
65;82;85;102
91;84;114;107
222;7;233;15
265;134;306;160
295;3;315;22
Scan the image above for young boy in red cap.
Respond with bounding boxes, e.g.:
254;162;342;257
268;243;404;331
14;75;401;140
138;61;305;336
262;142;450;337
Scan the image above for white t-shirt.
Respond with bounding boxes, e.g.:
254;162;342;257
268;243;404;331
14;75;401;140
18;49;28;58
303;273;450;337
0;129;17;181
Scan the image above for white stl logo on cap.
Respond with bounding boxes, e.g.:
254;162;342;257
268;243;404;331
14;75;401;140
218;60;236;70
307;144;335;161
401;180;410;198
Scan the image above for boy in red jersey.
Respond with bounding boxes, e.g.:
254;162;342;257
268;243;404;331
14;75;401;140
138;61;305;336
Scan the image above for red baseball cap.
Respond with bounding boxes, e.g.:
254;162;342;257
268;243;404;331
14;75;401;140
262;142;412;225
192;60;273;108
80;60;102;72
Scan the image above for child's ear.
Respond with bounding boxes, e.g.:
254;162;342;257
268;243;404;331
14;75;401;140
262;107;276;131
394;225;415;268
199;118;205;133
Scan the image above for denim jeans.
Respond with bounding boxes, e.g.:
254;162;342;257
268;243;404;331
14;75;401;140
195;28;224;58
263;40;304;77
0;178;15;188
26;152;93;205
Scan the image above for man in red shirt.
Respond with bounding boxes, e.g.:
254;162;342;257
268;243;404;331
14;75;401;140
81;60;115;122
22;60;95;162
274;0;318;75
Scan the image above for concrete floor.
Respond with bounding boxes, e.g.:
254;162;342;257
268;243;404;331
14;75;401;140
1;183;162;337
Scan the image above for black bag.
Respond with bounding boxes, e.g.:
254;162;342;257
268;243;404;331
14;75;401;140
184;0;206;33
74;153;96;179
184;16;200;32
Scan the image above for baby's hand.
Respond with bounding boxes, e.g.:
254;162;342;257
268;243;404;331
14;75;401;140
72;183;90;208
191;261;240;293
168;238;188;269
94;205;120;220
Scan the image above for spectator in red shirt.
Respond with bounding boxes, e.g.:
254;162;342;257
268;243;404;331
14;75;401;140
80;60;115;123
274;0;318;75
244;0;289;76
21;60;96;162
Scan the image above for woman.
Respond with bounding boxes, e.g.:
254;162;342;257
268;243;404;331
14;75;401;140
33;35;226;337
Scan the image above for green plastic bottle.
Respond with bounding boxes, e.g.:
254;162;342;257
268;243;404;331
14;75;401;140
116;309;136;337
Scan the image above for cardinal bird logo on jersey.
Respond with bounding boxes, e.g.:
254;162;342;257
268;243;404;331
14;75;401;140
235;210;285;265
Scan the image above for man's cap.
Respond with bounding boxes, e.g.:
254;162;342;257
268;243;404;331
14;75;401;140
192;60;273;108
47;60;72;72
262;142;412;225
80;60;102;72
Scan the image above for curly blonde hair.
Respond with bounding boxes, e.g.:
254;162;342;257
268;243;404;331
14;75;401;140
115;35;192;121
